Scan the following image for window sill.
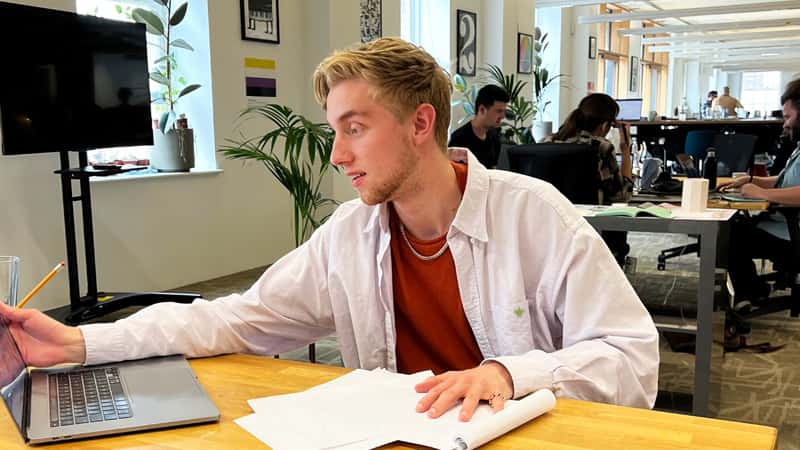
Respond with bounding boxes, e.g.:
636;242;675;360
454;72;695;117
89;168;223;184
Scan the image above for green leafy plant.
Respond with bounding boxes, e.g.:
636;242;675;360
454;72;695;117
132;0;202;133
532;26;563;121
219;104;339;247
483;64;534;144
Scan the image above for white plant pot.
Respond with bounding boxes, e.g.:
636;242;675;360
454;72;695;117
152;128;194;172
532;121;553;143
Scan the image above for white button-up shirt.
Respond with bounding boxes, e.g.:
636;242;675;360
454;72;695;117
81;150;659;408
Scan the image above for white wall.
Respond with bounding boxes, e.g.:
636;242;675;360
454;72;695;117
561;5;599;125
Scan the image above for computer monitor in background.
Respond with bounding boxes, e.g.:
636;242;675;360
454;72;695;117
616;98;643;122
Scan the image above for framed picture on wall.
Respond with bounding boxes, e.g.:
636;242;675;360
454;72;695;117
629;55;640;92
588;36;597;59
517;32;533;74
456;10;477;76
241;0;280;44
360;0;382;43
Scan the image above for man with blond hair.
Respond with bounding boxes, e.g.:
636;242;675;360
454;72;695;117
0;38;658;421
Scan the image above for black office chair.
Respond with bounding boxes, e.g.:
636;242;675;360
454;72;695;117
726;207;800;349
712;133;758;176
505;143;599;204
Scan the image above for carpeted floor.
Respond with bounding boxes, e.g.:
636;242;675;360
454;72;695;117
103;231;799;449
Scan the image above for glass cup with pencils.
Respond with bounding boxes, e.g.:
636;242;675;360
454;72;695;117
1;256;20;307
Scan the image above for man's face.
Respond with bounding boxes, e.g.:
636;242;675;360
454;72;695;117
327;79;419;205
783;101;799;141
477;101;507;128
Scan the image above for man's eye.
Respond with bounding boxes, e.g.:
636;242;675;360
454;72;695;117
348;127;361;135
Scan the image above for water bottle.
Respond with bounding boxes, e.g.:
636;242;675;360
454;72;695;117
704;148;717;189
631;138;640;189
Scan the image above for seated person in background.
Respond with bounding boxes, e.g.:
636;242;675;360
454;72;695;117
0;38;659;420
711;86;744;117
705;90;718;110
448;84;509;168
544;93;634;265
719;78;800;306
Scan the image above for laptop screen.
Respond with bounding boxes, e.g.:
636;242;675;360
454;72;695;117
0;316;27;436
617;98;643;121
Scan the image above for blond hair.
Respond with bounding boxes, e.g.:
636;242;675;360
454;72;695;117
313;37;451;150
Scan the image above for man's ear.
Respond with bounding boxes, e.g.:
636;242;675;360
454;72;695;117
411;103;436;145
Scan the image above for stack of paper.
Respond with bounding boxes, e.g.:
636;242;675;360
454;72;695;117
234;369;556;450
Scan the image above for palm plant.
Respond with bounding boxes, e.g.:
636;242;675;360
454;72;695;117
219;104;339;248
484;64;535;144
451;73;478;125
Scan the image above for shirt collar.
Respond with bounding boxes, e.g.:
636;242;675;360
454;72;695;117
361;148;490;242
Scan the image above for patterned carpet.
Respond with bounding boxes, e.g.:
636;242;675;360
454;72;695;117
103;232;799;449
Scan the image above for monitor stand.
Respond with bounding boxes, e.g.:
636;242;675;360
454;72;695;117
44;151;199;326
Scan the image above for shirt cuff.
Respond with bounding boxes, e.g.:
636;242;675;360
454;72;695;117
483;350;562;399
78;323;127;366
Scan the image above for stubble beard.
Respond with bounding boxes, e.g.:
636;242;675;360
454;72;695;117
359;140;419;205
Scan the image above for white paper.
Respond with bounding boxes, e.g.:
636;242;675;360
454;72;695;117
235;369;556;450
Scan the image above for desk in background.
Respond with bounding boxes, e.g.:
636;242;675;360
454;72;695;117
0;354;776;449
631;119;783;165
582;207;735;417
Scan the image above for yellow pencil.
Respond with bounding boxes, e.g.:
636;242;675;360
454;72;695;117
17;261;65;309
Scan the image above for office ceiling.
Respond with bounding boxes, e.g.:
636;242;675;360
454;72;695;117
537;0;800;71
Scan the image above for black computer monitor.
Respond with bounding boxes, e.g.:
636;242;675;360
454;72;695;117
0;2;153;155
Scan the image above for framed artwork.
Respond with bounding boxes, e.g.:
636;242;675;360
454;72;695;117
629;55;640;92
360;0;382;43
456;10;477;76
588;36;597;59
241;0;280;44
517;32;533;74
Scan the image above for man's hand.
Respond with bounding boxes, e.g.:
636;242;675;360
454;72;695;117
718;176;750;192
0;302;86;366
740;183;768;200
414;361;513;422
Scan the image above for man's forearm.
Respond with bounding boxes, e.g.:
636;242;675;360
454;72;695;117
764;185;800;205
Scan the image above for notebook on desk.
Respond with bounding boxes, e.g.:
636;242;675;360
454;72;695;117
0;316;219;444
720;193;768;203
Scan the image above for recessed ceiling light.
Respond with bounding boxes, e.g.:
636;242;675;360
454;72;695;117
761;52;780;56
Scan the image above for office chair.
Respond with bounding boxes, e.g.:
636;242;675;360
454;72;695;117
712;133;758;176
505;143;599;204
726;207;800;349
506;143;630;265
684;130;716;169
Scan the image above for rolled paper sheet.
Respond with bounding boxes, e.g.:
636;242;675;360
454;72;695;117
450;389;557;450
681;178;709;213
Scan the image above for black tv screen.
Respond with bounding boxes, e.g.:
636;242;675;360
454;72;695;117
0;2;153;155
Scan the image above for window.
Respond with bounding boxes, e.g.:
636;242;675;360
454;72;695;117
740;71;782;115
76;0;215;171
400;0;450;70
603;58;618;96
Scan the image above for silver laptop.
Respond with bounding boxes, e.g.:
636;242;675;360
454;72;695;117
616;98;643;121
0;316;219;444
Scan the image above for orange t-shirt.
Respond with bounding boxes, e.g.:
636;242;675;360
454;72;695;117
390;162;483;374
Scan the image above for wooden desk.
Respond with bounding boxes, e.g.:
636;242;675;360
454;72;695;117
0;355;777;449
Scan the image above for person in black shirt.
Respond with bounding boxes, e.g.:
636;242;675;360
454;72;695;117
448;85;509;168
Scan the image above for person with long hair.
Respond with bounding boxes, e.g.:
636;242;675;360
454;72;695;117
545;93;634;264
547;93;633;204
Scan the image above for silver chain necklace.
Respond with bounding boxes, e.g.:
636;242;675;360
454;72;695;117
398;222;449;261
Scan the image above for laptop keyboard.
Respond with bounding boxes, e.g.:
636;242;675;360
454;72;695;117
48;368;133;427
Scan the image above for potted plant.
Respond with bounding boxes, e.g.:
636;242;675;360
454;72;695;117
531;26;563;142
132;0;202;172
219;104;339;248
220;104;339;362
